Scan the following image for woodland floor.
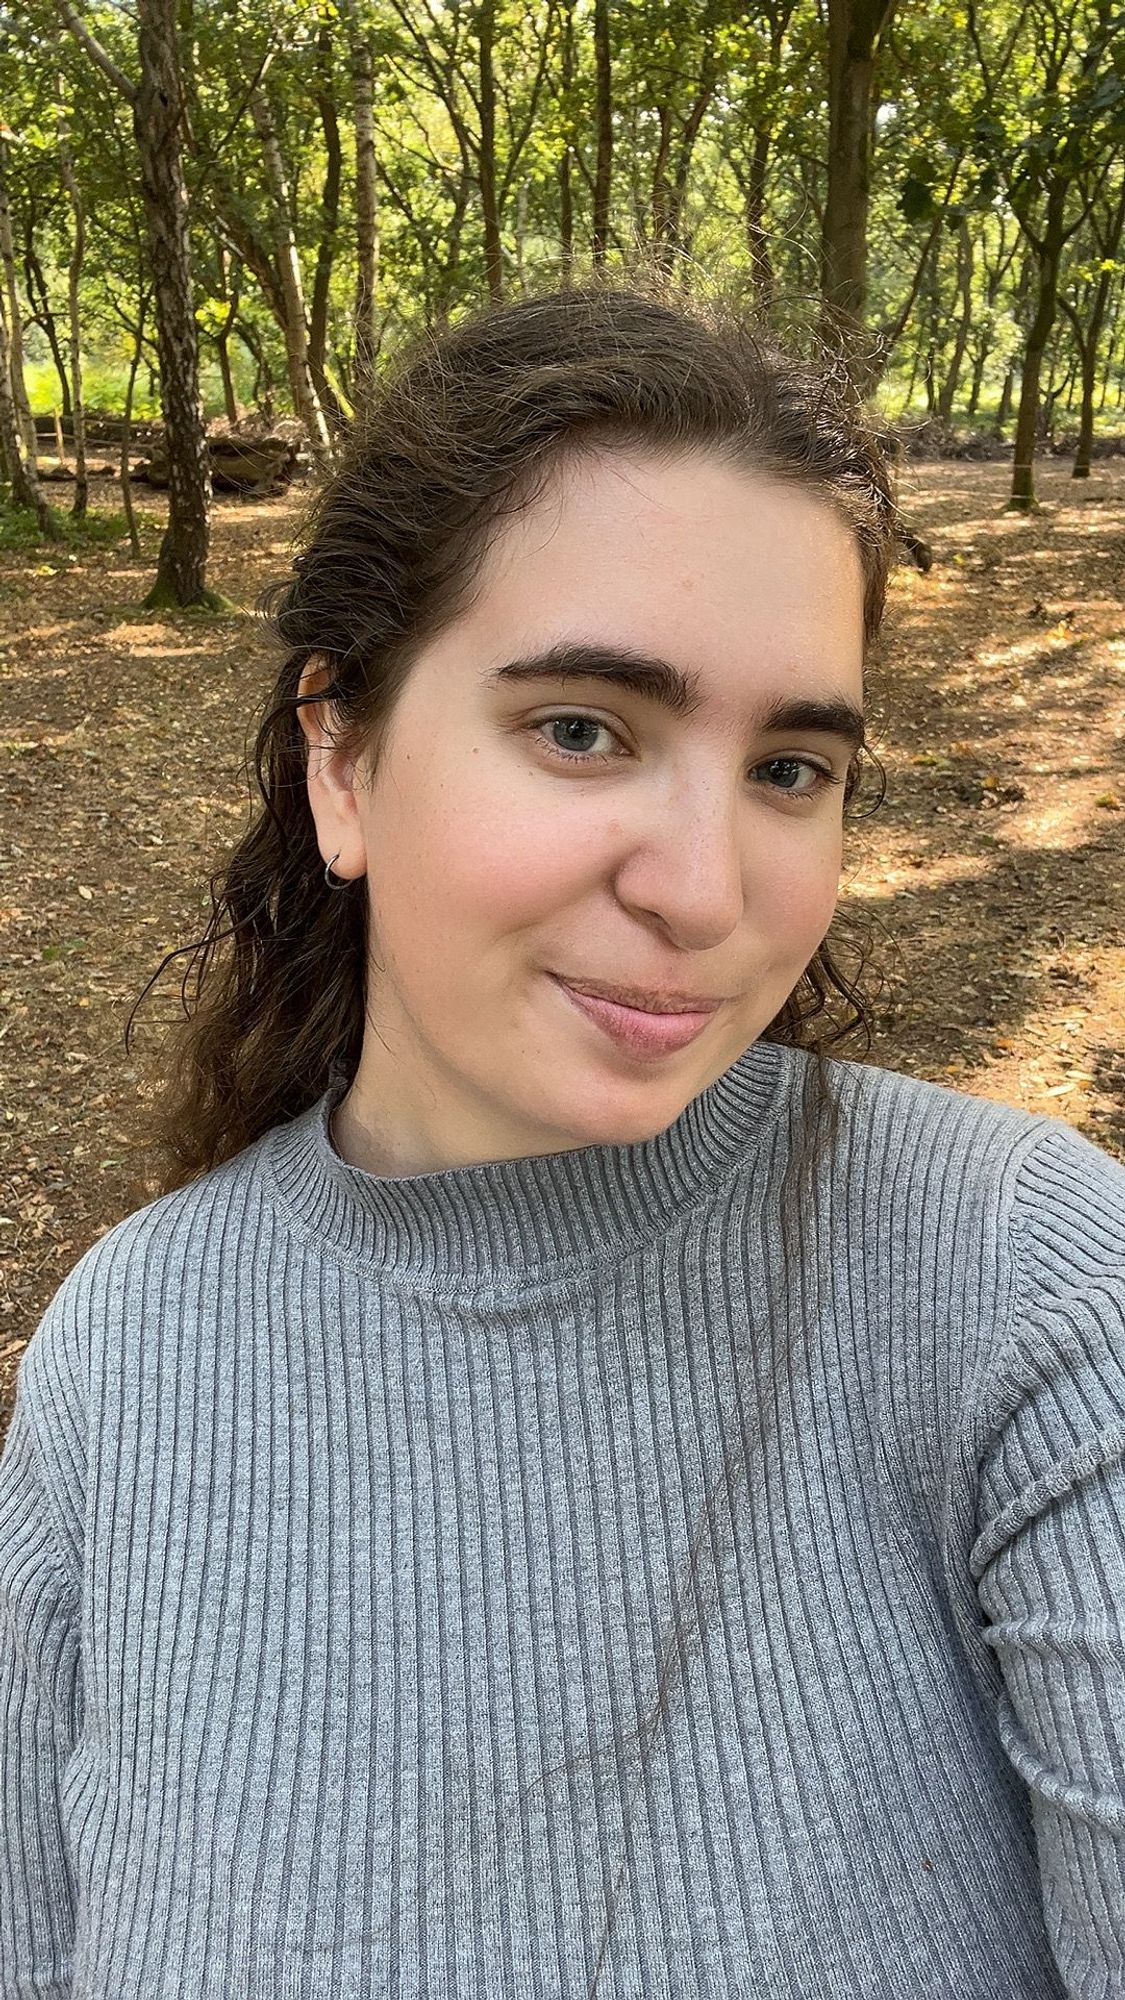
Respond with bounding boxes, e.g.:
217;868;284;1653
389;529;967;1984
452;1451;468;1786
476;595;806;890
1;459;1123;1442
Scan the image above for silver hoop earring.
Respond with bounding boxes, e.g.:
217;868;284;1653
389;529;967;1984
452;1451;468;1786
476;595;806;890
324;850;348;888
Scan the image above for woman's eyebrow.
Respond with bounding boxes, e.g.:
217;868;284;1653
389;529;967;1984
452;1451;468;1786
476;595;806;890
483;641;866;751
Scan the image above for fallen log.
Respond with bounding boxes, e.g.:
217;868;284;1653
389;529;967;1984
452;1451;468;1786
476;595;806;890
133;423;303;494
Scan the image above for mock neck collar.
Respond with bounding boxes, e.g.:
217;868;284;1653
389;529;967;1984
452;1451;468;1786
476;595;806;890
265;1037;794;1291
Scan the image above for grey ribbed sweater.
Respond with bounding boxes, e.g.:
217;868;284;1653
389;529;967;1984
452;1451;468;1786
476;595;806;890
3;1038;1125;1999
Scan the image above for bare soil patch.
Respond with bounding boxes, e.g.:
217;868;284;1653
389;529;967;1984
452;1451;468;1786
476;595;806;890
1;461;1122;1439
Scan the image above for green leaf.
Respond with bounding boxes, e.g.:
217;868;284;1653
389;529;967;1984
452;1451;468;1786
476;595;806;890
899;174;937;223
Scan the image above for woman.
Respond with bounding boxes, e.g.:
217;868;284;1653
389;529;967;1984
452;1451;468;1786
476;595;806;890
2;283;1122;1999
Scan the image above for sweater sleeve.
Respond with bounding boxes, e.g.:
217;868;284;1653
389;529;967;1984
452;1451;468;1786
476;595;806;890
0;1279;89;1998
969;1120;1125;2000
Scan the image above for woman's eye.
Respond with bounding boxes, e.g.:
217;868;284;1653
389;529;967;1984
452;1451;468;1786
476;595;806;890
531;717;839;798
533;715;624;764
752;756;838;797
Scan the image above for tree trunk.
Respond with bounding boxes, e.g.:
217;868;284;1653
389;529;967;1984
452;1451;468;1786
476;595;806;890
922;336;938;415
0;273;54;532
592;0;612;267
24;239;72;422
0;146;37;462
215;249;240;425
967;221;1015;419
965;341;987;420
1072;183;1125;475
558;0;575;281
1098;277;1123;411
820;0;897;389
746;125;773;309
996;365;1014;431
662;44;719;267
478;0;502;299
901;332;921;413
310;18;345;429
57;91;88;520
1009;177;1067;510
120;294;147;558
994;246;1032;434
347;8;380;399
237;316;275;416
650;105;673;260
135;0;215;606
1071;310;1101;478
936;219;974;423
250;85;334;468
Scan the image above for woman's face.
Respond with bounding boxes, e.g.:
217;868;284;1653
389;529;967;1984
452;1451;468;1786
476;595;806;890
299;448;867;1176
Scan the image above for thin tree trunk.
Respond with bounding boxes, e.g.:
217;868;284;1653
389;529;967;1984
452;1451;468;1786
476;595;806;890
901;334;921;414
592;0;612;267
1098;276;1123;412
57;87;88;519
936;219;974;423
966;342;986;420
746;125;773;308
310;17;345;428
24;240;72;422
821;0;897;388
1009;176;1067;511
966;248;1007;420
664;39;719;261
1068;300;1104;478
994;247;1033;434
923;336;938;415
650;105;673;258
0;275;54;532
215;249;240;425
996;365;1015;431
478;0;502;299
237;316;275;416
120;293;147;558
558;0;575;281
250;85;334;467
0;145;37;461
513;181;529;292
346;6;380;398
1070;181;1125;475
134;0;215;606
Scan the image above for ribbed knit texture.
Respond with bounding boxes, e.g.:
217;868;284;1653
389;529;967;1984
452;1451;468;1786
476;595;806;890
2;1037;1124;1999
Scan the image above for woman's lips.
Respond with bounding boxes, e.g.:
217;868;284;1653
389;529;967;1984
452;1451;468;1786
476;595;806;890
551;975;718;1058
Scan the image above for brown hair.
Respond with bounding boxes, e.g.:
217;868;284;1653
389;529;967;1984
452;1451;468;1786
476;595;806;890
123;276;897;1991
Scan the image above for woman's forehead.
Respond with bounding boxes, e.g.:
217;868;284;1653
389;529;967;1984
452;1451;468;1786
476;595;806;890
445;449;868;703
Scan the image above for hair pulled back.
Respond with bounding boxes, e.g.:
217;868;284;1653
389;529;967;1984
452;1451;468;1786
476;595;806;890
125;277;897;1200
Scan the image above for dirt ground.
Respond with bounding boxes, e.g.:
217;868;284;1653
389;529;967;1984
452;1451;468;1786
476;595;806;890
1;459;1123;1442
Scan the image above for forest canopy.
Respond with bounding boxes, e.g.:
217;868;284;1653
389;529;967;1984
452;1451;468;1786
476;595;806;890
1;0;1122;603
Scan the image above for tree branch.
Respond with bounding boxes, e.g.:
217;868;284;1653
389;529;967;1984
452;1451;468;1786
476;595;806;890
54;0;136;104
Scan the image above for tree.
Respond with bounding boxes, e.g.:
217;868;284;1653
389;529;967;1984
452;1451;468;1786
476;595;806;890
56;0;218;605
249;80;336;465
340;0;380;399
1061;166;1125;474
967;0;1124;509
0;255;54;532
820;0;899;387
56;79;88;518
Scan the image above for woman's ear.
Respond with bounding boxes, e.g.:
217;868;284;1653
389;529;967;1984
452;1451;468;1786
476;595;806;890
296;657;366;884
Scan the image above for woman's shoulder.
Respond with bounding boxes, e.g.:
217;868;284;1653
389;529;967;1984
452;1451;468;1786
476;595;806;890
22;1121;280;1375
818;1049;1125;1261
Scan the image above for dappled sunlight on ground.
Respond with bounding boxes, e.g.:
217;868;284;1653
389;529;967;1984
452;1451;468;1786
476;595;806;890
108;624;213;660
845;459;1122;1141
